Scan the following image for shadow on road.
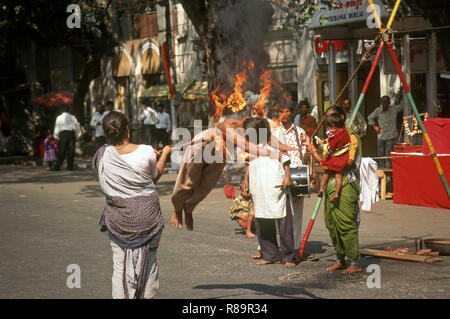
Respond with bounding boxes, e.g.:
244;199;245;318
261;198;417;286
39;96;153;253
193;282;324;299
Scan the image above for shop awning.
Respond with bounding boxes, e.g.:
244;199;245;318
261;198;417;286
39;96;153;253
182;81;208;101
140;80;208;104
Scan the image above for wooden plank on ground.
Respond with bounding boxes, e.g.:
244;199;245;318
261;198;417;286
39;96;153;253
360;249;442;263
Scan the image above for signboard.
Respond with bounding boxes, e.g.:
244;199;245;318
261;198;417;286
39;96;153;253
314;36;349;64
309;0;388;29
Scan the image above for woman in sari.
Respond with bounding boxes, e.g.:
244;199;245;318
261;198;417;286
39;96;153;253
92;111;172;298
305;106;362;274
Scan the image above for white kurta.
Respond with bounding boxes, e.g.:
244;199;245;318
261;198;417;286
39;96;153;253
249;128;290;219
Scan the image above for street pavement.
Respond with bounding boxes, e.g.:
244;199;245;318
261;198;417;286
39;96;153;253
0;160;449;299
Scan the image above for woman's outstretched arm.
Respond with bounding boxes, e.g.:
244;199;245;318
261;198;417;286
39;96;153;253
154;146;172;183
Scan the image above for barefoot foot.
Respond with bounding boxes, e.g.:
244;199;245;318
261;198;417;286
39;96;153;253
246;231;256;238
251;251;262;259
341;264;363;274
326;261;346;272
284;262;296;268
256;259;281;265
171;210;183;229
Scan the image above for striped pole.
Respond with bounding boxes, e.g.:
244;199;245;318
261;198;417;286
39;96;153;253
296;197;323;261
385;42;450;198
348;41;384;126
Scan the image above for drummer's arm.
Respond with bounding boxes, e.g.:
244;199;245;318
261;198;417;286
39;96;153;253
282;162;291;190
269;135;296;153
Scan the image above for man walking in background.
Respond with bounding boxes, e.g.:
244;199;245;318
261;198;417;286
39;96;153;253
53;106;82;171
90;103;107;148
154;103;171;149
138;104;160;147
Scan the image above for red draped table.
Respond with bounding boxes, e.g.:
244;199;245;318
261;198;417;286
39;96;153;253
391;118;450;209
391;153;450;209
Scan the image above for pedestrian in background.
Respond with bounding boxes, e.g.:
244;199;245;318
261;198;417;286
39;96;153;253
43;130;57;170
138;104;160;147
53;106;81;171
154;103;171;149
294;100;317;138
90;103;107;148
367;95;403;169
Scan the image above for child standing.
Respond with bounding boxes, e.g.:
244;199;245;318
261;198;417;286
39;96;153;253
44;130;57;170
244;117;296;268
228;177;256;238
317;113;351;203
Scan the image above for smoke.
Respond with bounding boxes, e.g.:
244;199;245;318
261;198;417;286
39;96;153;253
211;0;274;94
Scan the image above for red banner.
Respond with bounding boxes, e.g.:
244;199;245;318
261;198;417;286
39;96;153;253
162;42;176;100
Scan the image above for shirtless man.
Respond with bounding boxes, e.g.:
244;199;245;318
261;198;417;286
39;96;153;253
171;116;296;231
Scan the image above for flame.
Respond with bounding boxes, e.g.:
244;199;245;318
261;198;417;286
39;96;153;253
271;104;282;128
248;59;255;70
226;69;248;113
211;85;226;124
211;60;271;123
252;71;272;117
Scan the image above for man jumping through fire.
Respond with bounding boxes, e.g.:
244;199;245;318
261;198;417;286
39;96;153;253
170;116;298;231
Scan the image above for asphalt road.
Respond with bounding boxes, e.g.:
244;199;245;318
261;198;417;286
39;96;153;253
0;163;449;299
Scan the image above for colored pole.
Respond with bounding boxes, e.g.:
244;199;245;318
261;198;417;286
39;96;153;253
385;42;450;198
367;0;402;32
348;41;384;126
367;0;384;32
386;0;402;29
297;197;322;261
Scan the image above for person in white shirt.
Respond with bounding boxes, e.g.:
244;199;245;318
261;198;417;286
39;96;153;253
90;103;107;147
279;104;309;256
367;96;403;169
154;103;171;149
138;105;160;147
53;106;82;170
244;117;296;268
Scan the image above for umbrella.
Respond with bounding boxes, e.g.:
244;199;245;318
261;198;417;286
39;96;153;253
30;91;74;108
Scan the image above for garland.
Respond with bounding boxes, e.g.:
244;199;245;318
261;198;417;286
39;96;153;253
403;113;428;136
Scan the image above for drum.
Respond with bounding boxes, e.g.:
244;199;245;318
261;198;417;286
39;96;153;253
290;165;310;197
